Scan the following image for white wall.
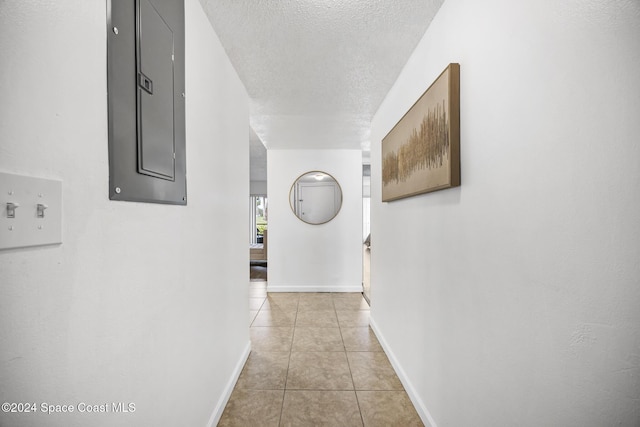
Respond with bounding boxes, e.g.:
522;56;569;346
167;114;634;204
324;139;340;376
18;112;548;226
0;1;250;426
370;1;640;426
268;150;362;292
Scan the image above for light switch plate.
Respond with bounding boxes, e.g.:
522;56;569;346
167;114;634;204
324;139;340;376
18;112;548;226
0;172;62;250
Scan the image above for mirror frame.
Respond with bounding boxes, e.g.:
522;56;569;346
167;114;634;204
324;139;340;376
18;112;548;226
289;170;343;225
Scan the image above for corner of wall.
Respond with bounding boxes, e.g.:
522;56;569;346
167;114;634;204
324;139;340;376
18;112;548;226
369;317;438;427
206;341;251;427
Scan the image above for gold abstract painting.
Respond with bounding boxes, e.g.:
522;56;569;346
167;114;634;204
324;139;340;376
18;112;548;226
382;63;460;202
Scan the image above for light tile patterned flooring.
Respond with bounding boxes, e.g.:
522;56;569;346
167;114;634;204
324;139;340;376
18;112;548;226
218;281;423;426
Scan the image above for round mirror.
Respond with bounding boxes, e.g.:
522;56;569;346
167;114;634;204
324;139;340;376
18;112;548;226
289;171;343;224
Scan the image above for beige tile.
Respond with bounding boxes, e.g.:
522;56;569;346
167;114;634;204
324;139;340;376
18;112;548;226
267;292;300;299
298;300;334;311
286;352;354;390
250;327;294;352
292;327;344;352
347;352;403;390
252;308;297;327
236;351;290;390
333;294;370;311
340;327;383;352
249;310;259;325
336;310;370;327
299;292;333;299
295;310;339;327
249;297;266;310
357;391;423;427
262;295;299;311
218;389;283;427
281;390;363;427
298;293;335;311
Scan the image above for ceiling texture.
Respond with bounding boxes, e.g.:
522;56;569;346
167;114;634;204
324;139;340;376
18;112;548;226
200;0;444;160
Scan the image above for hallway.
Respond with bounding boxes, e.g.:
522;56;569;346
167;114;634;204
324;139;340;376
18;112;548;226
218;282;423;426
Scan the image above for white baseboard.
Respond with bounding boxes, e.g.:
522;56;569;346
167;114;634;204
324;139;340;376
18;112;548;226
206;340;251;427
369;317;438;427
266;283;363;293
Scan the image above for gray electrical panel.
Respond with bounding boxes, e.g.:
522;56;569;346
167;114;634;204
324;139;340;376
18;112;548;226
107;0;186;205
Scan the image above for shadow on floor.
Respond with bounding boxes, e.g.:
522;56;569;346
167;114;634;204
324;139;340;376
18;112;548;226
250;264;267;281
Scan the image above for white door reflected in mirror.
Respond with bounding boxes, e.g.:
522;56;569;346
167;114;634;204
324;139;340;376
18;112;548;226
289;171;342;224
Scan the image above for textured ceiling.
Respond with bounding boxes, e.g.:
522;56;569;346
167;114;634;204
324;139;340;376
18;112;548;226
250;127;268;181
200;0;444;152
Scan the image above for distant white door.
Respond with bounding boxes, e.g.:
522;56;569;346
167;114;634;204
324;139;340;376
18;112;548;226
298;183;337;224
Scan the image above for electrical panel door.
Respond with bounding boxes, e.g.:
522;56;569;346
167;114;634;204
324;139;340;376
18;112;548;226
107;0;186;204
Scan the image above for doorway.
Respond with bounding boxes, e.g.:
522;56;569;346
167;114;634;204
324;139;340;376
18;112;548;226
362;164;371;303
250;195;268;280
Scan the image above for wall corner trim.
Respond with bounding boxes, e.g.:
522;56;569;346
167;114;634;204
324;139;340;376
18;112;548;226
206;340;251;427
370;317;439;427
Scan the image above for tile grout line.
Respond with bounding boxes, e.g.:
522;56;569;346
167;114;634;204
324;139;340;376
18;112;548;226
278;293;299;426
335;297;366;426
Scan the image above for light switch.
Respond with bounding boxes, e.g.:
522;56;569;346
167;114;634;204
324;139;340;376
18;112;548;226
6;202;19;218
0;172;62;250
37;203;48;218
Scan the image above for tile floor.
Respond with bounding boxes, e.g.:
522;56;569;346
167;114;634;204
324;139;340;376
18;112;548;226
218;281;423;426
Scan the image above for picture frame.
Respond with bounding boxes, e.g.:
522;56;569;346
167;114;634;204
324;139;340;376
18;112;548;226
382;63;460;202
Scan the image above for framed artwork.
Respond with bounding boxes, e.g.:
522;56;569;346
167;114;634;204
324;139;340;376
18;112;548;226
382;63;460;202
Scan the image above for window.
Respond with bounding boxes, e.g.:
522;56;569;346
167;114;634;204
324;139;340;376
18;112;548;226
250;196;267;244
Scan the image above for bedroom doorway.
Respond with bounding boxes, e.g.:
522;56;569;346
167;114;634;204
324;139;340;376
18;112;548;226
250;195;268;281
362;164;371;303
